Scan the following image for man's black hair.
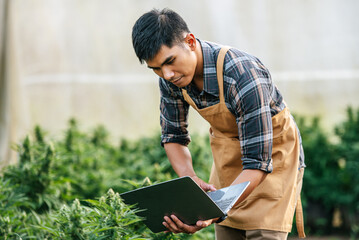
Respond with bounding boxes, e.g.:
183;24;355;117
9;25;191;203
132;8;190;64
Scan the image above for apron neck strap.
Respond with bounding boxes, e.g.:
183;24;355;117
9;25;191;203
216;46;231;103
182;46;231;105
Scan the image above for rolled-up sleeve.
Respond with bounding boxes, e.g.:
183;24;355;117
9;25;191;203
159;78;191;147
226;55;274;173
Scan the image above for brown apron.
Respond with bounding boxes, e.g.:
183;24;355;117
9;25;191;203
181;47;306;237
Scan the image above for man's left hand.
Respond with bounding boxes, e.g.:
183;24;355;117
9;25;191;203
163;214;218;234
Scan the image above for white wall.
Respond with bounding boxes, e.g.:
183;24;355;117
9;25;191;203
4;0;359;144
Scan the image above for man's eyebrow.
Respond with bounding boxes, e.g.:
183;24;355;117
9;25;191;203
147;55;174;69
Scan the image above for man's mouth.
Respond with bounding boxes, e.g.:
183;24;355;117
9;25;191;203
171;76;182;84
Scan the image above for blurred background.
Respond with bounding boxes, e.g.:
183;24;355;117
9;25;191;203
1;0;359;166
0;0;358;238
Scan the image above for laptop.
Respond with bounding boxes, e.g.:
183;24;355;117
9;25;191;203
120;176;250;233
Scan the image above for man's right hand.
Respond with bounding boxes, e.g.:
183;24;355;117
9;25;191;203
191;176;216;192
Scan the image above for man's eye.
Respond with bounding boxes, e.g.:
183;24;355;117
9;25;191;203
167;58;175;65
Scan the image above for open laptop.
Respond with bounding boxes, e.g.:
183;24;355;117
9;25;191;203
120;176;249;233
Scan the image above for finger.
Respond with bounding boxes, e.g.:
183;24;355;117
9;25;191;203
196;219;213;228
208;184;217;191
164;216;179;233
170;215;191;232
199;181;216;192
170;215;184;227
163;221;176;233
170;215;200;234
164;216;180;233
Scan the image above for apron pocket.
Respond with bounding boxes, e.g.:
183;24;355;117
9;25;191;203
237;145;287;203
209;128;287;199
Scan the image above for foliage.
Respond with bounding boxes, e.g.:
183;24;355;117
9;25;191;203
334;107;359;239
2;135;62;213
294;106;359;237
40;189;146;239
1;107;359;239
0;119;213;239
294;116;339;235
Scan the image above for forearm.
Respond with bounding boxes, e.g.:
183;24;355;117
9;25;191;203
231;169;267;206
164;143;195;177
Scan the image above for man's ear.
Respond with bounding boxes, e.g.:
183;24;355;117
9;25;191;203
185;33;197;50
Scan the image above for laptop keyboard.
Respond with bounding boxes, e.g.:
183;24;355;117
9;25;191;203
215;196;236;212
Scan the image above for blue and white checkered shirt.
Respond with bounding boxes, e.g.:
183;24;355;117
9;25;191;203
159;39;305;172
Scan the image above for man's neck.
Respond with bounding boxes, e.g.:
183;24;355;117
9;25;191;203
192;41;204;92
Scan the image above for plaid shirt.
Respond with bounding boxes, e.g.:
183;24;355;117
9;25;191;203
159;39;305;172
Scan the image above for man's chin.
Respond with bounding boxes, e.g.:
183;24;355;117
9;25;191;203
173;77;192;88
174;82;190;88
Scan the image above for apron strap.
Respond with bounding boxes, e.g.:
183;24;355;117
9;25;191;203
181;46;231;109
296;197;306;238
181;88;199;111
216;46;231;103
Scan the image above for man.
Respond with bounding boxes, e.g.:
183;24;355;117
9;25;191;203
132;8;306;239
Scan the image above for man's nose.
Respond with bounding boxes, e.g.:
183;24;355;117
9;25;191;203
162;67;174;81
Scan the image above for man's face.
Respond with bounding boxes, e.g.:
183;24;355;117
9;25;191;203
146;42;197;88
